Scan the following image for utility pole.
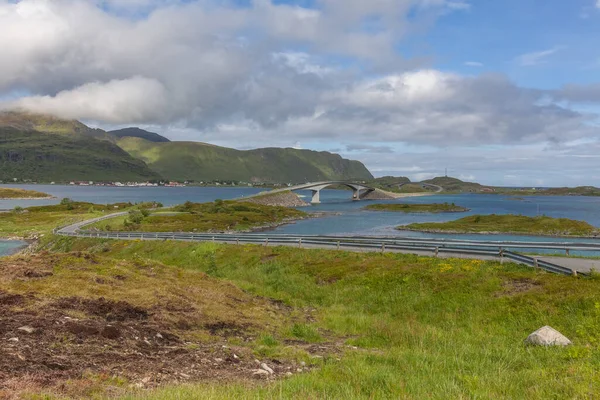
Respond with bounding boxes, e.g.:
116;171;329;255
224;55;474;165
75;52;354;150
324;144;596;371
445;168;448;177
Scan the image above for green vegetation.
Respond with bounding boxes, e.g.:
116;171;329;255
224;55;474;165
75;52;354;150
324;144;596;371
401;214;600;237
0;126;161;182
0;187;51;199
365;202;468;213
423;176;492;193
108;127;170;143
91;200;307;232
28;237;600;399
0;201;153;238
117;137;373;183
498;186;600;197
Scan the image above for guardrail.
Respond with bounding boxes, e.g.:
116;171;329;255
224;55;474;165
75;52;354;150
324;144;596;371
57;229;586;276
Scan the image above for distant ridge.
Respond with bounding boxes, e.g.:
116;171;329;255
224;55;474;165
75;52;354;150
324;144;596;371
0;111;373;183
108;127;170;143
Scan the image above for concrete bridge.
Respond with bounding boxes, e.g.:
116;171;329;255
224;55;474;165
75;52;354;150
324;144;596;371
257;181;376;204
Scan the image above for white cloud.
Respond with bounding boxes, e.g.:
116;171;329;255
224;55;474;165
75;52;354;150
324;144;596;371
596;0;600;8
464;61;483;67
516;47;562;66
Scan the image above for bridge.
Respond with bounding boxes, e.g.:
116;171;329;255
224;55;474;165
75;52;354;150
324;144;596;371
252;181;376;204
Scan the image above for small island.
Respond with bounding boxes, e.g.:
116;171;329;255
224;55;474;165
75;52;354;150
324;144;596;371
0;187;53;200
398;214;600;237
90;200;307;233
365;202;469;213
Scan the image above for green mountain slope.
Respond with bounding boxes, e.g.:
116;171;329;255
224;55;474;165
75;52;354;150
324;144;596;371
117;137;373;182
108;127;170;143
0;126;161;182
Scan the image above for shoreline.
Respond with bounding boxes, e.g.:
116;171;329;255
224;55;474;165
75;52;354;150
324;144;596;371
0;196;56;200
396;227;600;239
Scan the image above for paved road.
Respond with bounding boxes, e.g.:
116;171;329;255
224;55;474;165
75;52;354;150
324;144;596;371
537;257;600;274
53;212;600;275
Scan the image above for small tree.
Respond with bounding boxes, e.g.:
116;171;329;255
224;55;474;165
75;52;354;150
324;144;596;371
13;206;23;214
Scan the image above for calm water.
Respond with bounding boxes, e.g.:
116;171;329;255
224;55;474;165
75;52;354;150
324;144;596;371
2;184;600;256
0;240;27;256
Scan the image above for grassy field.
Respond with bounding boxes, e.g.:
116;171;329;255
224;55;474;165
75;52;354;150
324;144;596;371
0;201;149;238
401;214;600;237
365;202;468;213
11;237;594;398
0;187;51;199
90;200;307;233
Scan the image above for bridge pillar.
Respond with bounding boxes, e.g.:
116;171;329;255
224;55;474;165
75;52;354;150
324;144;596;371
352;188;360;200
311;189;321;204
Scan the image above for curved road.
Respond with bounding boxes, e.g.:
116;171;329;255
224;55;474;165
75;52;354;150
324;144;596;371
54;212;600;276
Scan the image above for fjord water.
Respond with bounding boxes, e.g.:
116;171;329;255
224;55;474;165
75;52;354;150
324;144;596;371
0;240;26;256
1;184;600;256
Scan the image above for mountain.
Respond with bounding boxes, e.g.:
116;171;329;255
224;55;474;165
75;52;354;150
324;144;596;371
116;137;373;183
108;127;170;143
0;113;161;182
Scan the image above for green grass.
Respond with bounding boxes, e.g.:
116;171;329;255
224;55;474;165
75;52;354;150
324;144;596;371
42;237;600;399
365;202;468;213
0;201;148;238
89;200;307;232
400;214;600;237
0;187;51;199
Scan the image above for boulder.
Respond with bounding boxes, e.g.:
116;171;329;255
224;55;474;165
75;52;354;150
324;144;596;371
525;326;571;346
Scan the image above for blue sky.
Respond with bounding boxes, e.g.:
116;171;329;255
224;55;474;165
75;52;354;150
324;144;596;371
1;0;599;185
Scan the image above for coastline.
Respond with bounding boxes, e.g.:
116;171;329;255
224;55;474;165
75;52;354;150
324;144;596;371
396;227;600;239
0;196;56;200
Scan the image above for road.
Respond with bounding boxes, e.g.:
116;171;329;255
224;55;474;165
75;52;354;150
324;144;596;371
53;212;600;276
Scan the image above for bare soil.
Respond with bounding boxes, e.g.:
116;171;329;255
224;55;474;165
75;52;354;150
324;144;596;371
0;254;322;398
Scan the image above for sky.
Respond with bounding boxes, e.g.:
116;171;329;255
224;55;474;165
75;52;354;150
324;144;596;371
1;0;600;186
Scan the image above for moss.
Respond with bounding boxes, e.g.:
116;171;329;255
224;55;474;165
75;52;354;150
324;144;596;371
365;203;468;213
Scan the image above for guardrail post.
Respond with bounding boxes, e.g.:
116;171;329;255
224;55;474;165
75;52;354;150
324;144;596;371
434;247;439;257
571;269;578;277
499;248;504;264
381;243;385;253
566;248;570;256
236;238;240;245
337;241;340;250
299;238;302;248
141;233;145;239
534;258;539;269
212;236;215;242
265;238;269;247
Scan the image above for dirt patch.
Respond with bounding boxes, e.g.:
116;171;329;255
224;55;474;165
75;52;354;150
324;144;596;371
0;256;55;282
497;278;542;296
52;297;149;322
0;296;302;398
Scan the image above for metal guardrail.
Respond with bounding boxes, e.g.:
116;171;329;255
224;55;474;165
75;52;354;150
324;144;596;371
57;228;586;276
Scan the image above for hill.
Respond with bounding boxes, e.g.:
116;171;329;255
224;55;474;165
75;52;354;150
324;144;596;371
108;127;170;143
0;126;161;182
116;137;373;182
423;176;490;192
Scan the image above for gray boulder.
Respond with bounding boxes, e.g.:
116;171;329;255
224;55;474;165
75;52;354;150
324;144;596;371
525;326;571;346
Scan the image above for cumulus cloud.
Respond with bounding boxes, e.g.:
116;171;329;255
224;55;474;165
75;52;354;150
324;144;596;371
0;0;599;185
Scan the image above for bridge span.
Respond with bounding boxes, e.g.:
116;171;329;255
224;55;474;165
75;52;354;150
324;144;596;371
251;181;376;204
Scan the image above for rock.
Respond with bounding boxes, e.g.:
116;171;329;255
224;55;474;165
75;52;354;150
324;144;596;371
252;369;270;379
214;358;224;363
18;326;35;334
525;326;572;346
8;337;19;342
155;333;163;339
142;377;151;384
233;354;240;360
286;372;293;376
260;362;274;374
300;361;306;367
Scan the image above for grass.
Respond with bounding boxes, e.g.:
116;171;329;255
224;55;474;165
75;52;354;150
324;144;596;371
37;237;600;399
90;200;307;233
0;201;151;238
0;187;51;199
364;202;468;213
400;214;600;237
